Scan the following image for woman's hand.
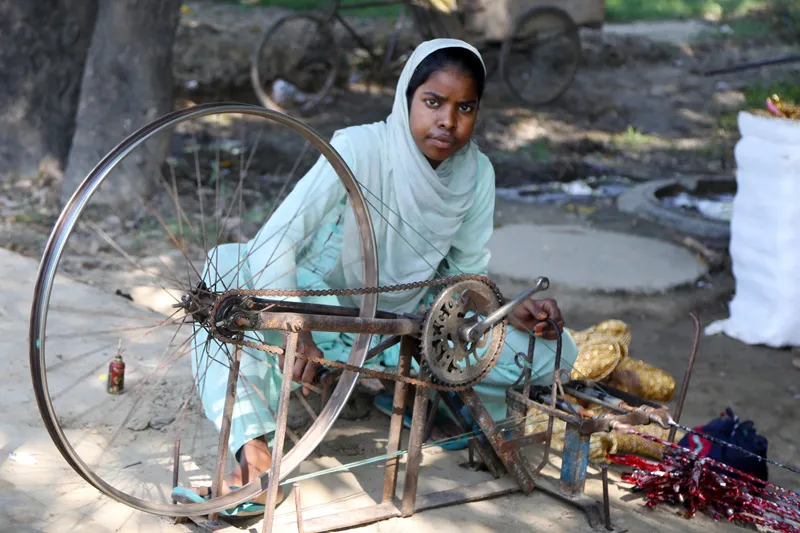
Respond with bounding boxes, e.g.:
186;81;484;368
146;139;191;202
279;330;322;396
510;298;565;340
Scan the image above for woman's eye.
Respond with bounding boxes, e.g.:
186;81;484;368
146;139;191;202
425;98;439;107
459;104;474;113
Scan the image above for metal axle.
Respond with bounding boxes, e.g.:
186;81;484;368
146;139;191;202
462;277;550;342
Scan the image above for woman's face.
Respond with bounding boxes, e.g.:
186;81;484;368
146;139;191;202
408;68;479;169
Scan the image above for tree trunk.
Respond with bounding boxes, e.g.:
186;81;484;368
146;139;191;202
62;0;182;208
0;0;98;184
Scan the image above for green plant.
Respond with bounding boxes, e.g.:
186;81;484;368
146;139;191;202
744;80;800;108
618;126;658;148
604;0;766;22
208;0;401;18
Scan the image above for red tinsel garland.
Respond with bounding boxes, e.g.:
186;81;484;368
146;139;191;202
607;430;800;533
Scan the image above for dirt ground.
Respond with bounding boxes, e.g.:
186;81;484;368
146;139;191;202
1;3;799;532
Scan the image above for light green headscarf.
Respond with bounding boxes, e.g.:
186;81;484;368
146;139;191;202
337;38;492;313
245;39;495;316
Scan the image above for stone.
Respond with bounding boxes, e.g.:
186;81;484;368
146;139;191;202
488;224;707;294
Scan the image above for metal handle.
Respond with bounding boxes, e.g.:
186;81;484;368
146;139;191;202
461;277;550;342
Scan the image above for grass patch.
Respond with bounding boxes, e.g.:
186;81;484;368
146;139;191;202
605;0;766;22
716;79;799;135
210;0;401;17
744;80;800;108
616;126;660;149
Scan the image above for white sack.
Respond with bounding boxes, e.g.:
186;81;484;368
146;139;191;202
705;111;800;347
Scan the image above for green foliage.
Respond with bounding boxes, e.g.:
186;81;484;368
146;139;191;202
212;0;401;18
605;0;766;22
744;80;800;108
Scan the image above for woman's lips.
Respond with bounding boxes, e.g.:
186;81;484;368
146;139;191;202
428;135;455;149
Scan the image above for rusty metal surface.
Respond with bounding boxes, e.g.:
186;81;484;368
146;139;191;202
172;439;181;506
601;464;612;531
210;344;242;521
262;332;299;533
438;390;504;478
382;339;414;504
669;313;701;442
462;277;548;342
250;311;420;337
402;374;431;516
498;430;549;453
421;279;506;387
578;405;672;435
459;388;536;494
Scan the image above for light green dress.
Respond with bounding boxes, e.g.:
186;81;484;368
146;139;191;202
190;133;578;456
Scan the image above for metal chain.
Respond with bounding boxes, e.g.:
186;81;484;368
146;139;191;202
212;273;503;392
232;272;498;299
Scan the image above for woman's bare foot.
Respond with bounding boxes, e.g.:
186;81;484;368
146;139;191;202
191;437;280;505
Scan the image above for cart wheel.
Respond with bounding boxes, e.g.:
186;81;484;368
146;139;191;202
29;103;378;517
500;7;581;106
251;13;340;115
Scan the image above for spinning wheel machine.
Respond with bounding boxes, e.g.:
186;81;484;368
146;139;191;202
28;103;796;533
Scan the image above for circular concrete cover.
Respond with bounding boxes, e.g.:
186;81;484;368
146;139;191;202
487;224;708;293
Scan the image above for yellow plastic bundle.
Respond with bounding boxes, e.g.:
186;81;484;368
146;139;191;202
569;319;676;402
607;358;676;402
530;418;685;463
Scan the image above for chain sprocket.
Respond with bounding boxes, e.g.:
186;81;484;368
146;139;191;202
206;274;504;391
420;278;506;388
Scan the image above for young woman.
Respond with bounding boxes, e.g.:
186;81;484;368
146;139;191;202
174;38;579;515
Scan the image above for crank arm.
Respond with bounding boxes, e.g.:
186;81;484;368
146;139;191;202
461;277;550;342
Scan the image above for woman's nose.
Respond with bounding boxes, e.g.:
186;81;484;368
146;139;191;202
438;110;456;130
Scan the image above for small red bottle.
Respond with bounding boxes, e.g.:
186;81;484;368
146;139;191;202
107;354;125;394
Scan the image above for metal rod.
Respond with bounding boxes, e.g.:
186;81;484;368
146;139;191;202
499;430;549;452
382;338;413;503
253;298;411;321
401;372;430;516
254;311;420;337
562;387;628;414
704;54;800;76
171;438;181;505
534;319;562;475
439;390;504;478
669;313;700;442
459;388;536;494
367;335;402;361
314;335;401;385
294;482;305;533
601;464;612;531
423;392;441;443
262;332;299;533
209;344;242;520
295;389;318;421
522;334;535;400
463;277;550;342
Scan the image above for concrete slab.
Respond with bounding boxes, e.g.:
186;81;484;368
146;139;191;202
487;224;708;294
0;247;748;533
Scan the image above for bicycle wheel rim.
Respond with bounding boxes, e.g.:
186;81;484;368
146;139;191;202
250;13;340;115
28;102;378;516
500;7;581;106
